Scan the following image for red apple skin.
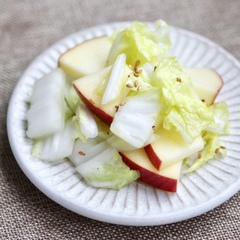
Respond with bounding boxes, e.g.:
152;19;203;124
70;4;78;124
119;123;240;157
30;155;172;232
119;152;178;192
144;144;161;170
210;68;224;103
73;85;113;125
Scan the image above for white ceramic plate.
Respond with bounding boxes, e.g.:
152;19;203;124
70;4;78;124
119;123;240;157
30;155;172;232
7;22;240;226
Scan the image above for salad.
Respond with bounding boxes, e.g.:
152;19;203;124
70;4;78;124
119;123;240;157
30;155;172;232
26;20;229;192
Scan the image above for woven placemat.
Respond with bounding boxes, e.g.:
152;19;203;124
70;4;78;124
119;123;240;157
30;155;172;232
1;1;239;239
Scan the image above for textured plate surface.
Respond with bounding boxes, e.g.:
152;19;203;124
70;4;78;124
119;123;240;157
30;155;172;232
7;22;240;226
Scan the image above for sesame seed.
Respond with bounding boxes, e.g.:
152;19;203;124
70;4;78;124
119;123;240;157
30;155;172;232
126;83;134;88
134;80;139;87
135;60;140;67
119;102;126;106
215;148;220;154
134;72;140;77
220;146;226;149
79;151;85;156
115;105;119;112
176;77;182;82
137;85;142;91
198;153;202;158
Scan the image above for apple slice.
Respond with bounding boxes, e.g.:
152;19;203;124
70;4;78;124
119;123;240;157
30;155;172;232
120;148;182;192
73;66;131;125
59;36;112;78
184;68;223;105
145;127;204;170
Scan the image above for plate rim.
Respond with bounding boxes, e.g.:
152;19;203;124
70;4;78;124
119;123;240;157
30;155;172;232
7;21;240;226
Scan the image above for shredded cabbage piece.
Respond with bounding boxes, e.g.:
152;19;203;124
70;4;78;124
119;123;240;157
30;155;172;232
185;131;226;173
206;102;230;135
75;146;139;189
69;138;109;166
102;53;127;104
75;103;98;141
110;90;161;148
107;20;171;66
32;118;80;161
152;57;215;143
26;68;66;139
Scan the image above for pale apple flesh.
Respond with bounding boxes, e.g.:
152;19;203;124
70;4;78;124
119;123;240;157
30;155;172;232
120;148;182;192
184;68;223;105
73;66;131;125
59;36;112;79
145;127;204;170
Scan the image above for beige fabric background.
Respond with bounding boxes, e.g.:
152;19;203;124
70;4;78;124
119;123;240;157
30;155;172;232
1;0;239;239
